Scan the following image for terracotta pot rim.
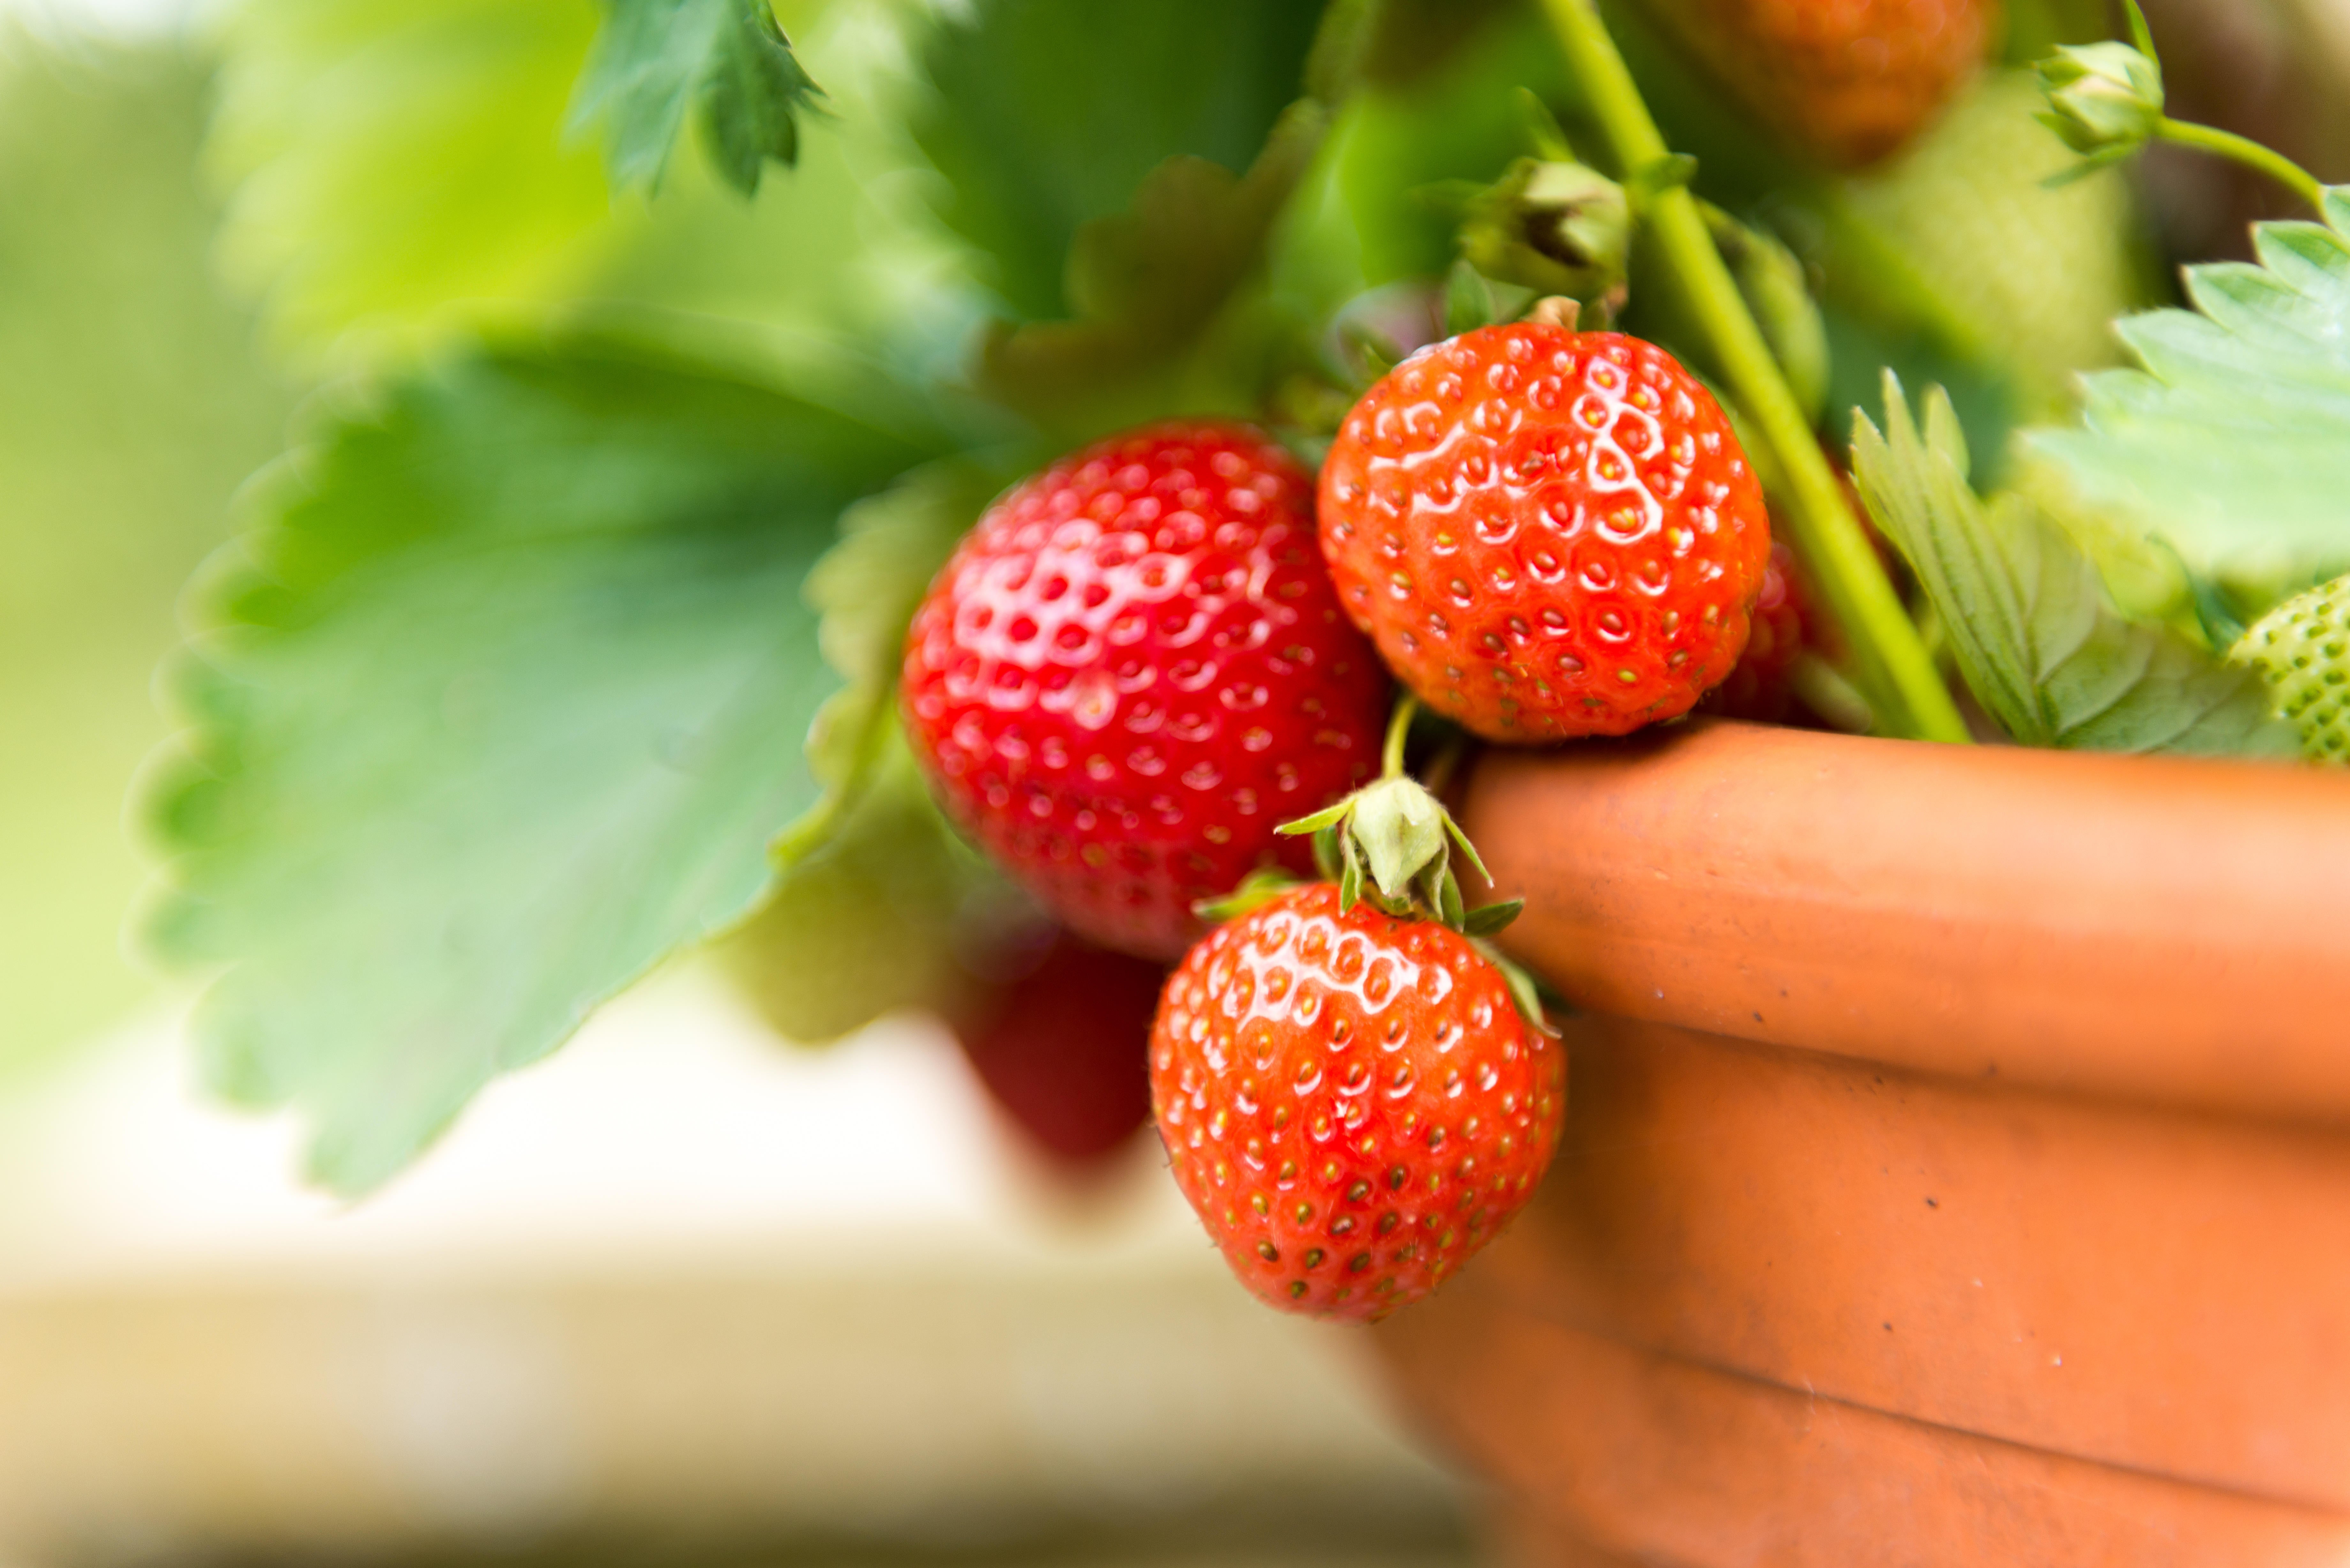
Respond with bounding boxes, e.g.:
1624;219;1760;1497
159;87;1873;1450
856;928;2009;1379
1462;719;2350;1125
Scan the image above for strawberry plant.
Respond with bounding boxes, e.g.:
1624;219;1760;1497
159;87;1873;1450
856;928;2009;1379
142;0;2350;1326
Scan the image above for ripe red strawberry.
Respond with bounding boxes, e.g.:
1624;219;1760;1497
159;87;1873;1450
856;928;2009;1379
954;928;1163;1167
1645;0;1994;169
1150;882;1565;1321
1319;323;1771;742
1703;539;1809;722
904;422;1390;960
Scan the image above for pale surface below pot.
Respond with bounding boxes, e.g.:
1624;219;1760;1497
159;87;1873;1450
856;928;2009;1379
0;969;1467;1566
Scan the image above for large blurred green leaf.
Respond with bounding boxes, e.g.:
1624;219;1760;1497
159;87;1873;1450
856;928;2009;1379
1854;377;2289;756
912;0;1325;321
145;331;938;1192
569;0;823;196
2032;191;2350;612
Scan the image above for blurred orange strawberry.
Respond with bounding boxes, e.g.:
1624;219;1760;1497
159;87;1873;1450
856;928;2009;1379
1645;0;1997;167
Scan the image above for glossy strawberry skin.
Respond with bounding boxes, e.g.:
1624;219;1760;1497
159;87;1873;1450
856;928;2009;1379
1150;884;1565;1321
1319;324;1772;743
903;422;1389;961
1648;0;1992;169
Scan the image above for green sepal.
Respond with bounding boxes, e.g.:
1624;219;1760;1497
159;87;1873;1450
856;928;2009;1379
1311;823;1343;882
1441;816;1493;891
1443;260;1537;335
1437;866;1466;930
1277;799;1354;836
1195;867;1306;925
1448;154;1629;313
1270;739;1518;940
1460;899;1523;938
1514;87;1574;164
1473;939;1558;1038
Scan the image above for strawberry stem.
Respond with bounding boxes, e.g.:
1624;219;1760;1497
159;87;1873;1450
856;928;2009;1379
1532;0;1972;746
1381;694;1419;779
2153;119;2326;212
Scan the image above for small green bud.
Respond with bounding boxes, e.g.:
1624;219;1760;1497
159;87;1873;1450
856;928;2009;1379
1457;156;1631;305
2036;41;2164;158
1347;776;1449;901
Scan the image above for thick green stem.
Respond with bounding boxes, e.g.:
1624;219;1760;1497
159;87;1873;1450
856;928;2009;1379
2154;118;2326;212
1535;0;1971;744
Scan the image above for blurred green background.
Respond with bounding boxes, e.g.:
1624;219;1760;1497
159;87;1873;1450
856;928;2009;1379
0;25;292;1078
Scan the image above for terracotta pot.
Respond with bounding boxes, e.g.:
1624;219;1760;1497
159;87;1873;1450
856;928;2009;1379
1370;718;2350;1567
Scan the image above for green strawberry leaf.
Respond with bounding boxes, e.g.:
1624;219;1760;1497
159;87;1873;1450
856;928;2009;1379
569;0;823;197
2030;189;2350;610
913;0;1325;323
2230;571;2350;764
974;104;1327;436
1853;375;2292;756
144;329;938;1194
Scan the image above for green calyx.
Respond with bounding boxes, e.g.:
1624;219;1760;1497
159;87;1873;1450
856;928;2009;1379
1279;775;1518;936
1428;90;1631;321
1194;698;1550;1034
2036;41;2164;163
1453;155;1631;309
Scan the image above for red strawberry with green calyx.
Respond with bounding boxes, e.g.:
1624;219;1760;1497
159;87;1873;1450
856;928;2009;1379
1318;321;1772;743
1150;702;1565;1321
903;421;1390;961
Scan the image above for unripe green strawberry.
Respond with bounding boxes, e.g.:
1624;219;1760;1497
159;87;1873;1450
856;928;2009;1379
2231;574;2350;765
1646;0;1996;168
1318;322;1772;742
1151;882;1565;1321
